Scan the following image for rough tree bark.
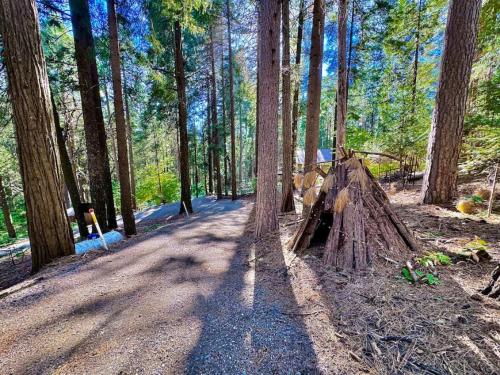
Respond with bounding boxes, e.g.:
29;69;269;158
411;0;422;117
68;0;116;231
0;0;74;272
336;0;348;153
0;175;16;238
124;73;137;210
107;0;136;235
255;0;280;237
303;0;325;173
226;0;238;200
291;0;305;172
52;94;89;238
220;44;229;196
174;20;193;214
209;27;223;199
420;0;481;204
206;79;213;195
281;0;295;212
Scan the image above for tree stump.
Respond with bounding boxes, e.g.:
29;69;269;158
482;264;500;299
291;153;420;272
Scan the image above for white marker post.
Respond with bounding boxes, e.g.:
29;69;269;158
89;209;109;251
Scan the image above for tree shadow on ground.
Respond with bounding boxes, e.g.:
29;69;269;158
292;198;500;374
185;206;319;373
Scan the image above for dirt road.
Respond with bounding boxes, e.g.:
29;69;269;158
0;198;318;374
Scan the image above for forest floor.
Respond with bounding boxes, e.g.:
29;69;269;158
0;180;499;374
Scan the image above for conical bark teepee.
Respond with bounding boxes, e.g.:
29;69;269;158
291;150;420;272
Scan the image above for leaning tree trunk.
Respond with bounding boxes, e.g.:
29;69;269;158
52;94;89;238
227;0;238;200
69;0;116;231
124;72;137;210
303;0;325;173
107;0;136;235
174;20;193;214
255;0;281;237
281;0;295;212
291;0;305;172
0;0;74;272
0;175;16;238
209;26;223;200
336;0;348;153
420;0;481;204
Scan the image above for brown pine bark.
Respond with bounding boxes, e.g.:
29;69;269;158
123;73;137;210
0;0;74;272
107;0;136;235
174;20;193;214
220;45;229;196
255;0;280;237
209;27;223;200
206;78;213;194
68;0;116;231
411;0;422;116
336;0;348;154
281;0;295;212
420;0;481;204
291;0;305;172
226;0;238;200
52;94;89;238
304;0;325;173
0;175;16;238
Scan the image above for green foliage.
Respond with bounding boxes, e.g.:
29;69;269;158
401;266;441;285
416;252;451;267
136;167;180;206
463;238;489;252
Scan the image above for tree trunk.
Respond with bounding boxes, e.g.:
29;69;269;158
206;78;213;195
346;0;355;103
220;44;229;196
193;130;199;197
281;0;295;212
124;72;137;210
303;0;325;173
52;94;89;238
227;0;238;200
174;20;193;214
238;100;244;193
291;0;305;172
420;0;481;204
0;0;74;272
411;0;423;117
0;175;16;238
106;0;136;235
68;0;116;231
336;0;348;154
209;27;223;200
255;0;280;237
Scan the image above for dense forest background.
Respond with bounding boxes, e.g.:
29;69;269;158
0;0;497;245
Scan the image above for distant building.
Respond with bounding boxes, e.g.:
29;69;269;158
296;149;333;173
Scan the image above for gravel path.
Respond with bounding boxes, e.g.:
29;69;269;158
0;198;318;374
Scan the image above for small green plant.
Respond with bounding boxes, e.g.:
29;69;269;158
416;252;451;267
465;194;485;204
463;237;489;252
401;267;441;285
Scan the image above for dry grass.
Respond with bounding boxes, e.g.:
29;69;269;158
293;173;304;190
474;187;491;200
456;199;477;214
321;174;335;193
303;171;318;189
303;187;317;206
334;188;350;213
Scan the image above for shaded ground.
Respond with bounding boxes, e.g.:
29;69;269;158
0;197;218;290
1;180;499;374
0;197;319;374
278;179;500;374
